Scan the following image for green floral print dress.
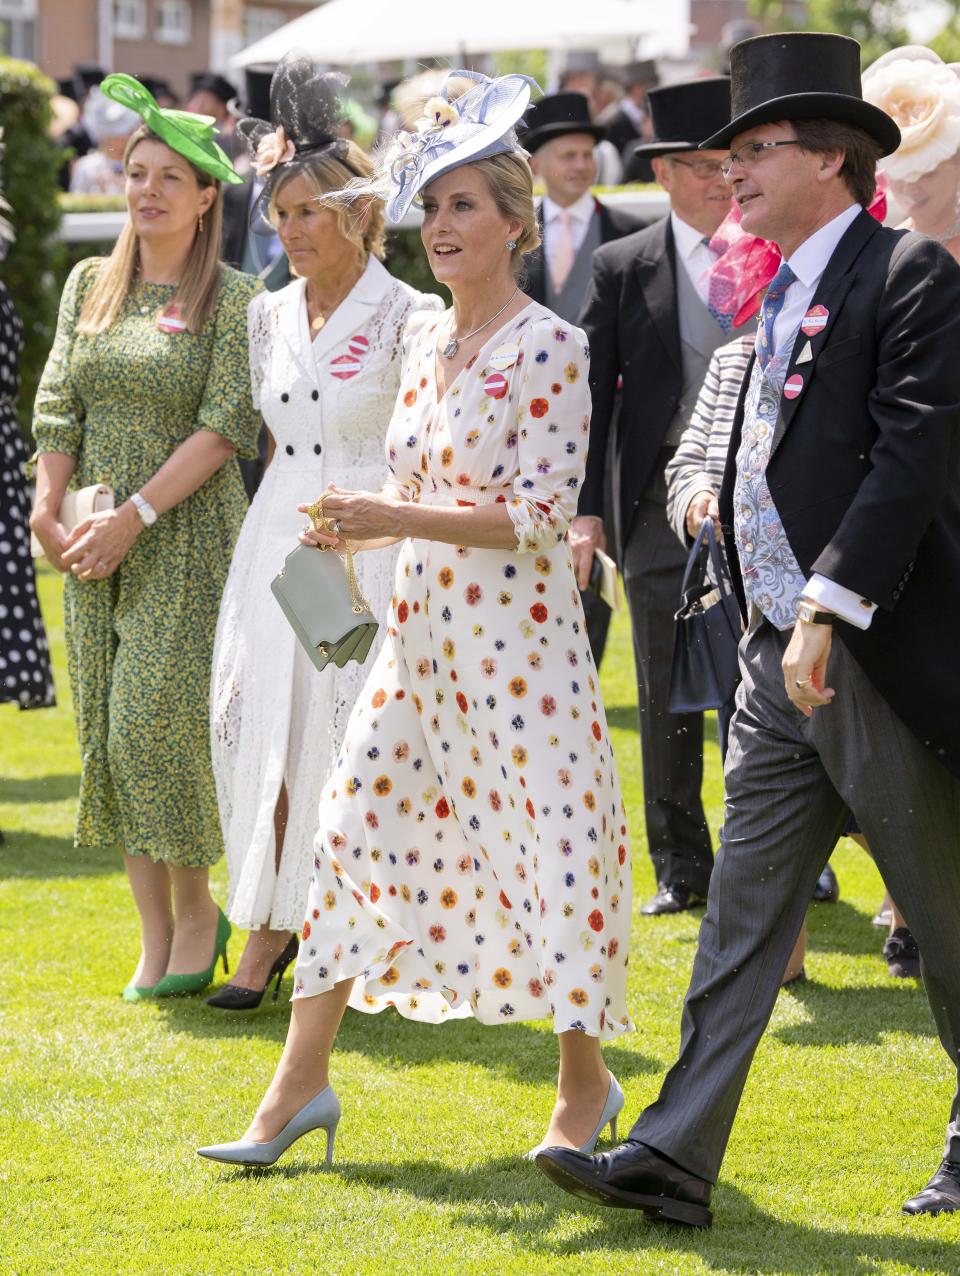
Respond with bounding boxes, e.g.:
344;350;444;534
33;257;261;866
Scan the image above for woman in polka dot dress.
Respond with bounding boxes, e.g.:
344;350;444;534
198;71;633;1171
0;279;55;713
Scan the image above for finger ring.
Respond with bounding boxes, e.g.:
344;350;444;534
333;519;343;535
97;560;108;572
795;678;811;688
302;522;312;534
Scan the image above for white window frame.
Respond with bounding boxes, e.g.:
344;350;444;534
113;0;146;40
0;0;37;18
155;0;191;45
244;6;286;45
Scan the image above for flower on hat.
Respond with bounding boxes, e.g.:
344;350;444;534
863;46;960;183
254;125;296;177
421;96;460;131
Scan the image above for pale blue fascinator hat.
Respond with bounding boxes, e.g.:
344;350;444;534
345;69;539;222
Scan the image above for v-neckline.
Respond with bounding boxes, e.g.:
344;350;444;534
432;301;536;407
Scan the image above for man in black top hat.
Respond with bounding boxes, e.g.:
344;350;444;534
538;32;960;1224
572;77;735;918
521;91;642;667
187;71;238;154
603;60;659;159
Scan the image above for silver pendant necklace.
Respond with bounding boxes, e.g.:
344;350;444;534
442;288;519;359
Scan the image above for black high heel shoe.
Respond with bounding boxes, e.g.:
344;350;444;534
205;933;299;1010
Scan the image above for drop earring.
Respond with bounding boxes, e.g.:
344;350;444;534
198;212;205;234
505;238;517;251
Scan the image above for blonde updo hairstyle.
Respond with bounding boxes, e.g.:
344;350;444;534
268;139;387;264
461;152;541;280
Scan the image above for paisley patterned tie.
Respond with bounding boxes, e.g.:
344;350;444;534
755;260;796;369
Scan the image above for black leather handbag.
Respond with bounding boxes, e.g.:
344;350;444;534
668;518;744;713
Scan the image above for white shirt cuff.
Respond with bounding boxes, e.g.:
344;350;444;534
802;574;876;630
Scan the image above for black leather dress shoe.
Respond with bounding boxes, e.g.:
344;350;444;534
883;927;920;979
535;1140;713;1228
903;1160;960;1215
640;884;703;916
812;863;839;903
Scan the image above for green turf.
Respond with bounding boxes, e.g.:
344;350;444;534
2;566;959;1275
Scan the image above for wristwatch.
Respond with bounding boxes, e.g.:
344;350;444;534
130;491;158;527
796;601;834;625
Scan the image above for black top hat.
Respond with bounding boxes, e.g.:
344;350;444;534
236;64;274;121
628;77;731;159
700;32;901;155
138;75;178;104
72;64;105;99
522;93;603;153
189;71;237;107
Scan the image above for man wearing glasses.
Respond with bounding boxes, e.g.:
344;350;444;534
573;77;736;919
539;32;960;1225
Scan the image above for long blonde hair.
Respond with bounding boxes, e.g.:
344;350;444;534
77;126;224;335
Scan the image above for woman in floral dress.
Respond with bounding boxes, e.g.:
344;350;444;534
199;70;633;1169
30;76;260;1000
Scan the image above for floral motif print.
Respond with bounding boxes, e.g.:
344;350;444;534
293;302;633;1039
32;257;260;864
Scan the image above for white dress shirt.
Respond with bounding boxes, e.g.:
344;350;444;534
542;191;597;265
770;202;876;629
670;211;717;305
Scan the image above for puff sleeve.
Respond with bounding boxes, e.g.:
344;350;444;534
196;269;263;459
506;318;591;554
32;257;101;457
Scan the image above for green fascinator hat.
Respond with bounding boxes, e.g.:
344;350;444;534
100;72;243;184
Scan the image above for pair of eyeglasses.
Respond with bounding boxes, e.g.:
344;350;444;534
670;156;724;180
719;139;803;179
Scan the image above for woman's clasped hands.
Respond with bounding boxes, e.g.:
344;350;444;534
58;504;142;580
297;484;403;551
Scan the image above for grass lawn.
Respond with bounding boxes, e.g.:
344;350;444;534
2;566;960;1275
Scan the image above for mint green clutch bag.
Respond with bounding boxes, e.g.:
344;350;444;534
271;543;378;673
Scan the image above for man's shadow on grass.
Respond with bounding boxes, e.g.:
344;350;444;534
217;1154;959;1273
155;999;661;1087
0;829;118;879
772;976;936;1048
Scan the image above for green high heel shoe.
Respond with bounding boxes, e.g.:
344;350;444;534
153;908;231;998
121;982;158;1002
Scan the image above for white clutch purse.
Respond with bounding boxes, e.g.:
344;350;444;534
30;483;114;558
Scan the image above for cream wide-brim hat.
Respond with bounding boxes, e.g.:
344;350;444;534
863;45;960;183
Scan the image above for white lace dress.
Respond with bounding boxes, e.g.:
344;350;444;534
211;257;442;930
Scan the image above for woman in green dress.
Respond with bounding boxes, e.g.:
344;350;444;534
30;76;261;1000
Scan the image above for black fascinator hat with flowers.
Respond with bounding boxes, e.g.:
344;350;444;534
235;50;352;193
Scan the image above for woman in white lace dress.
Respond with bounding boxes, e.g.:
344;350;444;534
209;56;441;1008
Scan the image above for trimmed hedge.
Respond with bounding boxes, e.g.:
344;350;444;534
0;57;64;436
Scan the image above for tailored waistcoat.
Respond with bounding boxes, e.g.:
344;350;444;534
545;210;602;324
733;327;808;629
662;252;732;448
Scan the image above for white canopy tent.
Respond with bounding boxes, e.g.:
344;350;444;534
230;0;670;69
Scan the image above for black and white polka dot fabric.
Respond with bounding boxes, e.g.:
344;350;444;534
0;281;55;710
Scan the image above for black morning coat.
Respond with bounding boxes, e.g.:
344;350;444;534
523;198;643;310
715;208;960;779
577;214;689;558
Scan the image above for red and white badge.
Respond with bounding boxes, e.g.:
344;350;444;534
800;304;829;337
157;304;187;334
330;353;361;380
484;371;509;399
783;373;804;399
348;333;370;358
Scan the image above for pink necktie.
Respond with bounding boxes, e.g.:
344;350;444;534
551;209;575;292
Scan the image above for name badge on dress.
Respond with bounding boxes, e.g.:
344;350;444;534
157;304;187;335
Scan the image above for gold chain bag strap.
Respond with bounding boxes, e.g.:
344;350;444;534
269;495;378;672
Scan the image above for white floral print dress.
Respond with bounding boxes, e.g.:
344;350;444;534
293;301;634;1040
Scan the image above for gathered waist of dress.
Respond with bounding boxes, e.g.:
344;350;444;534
418;482;514;508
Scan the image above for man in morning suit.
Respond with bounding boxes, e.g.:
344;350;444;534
521;91;642;666
538;31;960;1224
572;78;736;915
